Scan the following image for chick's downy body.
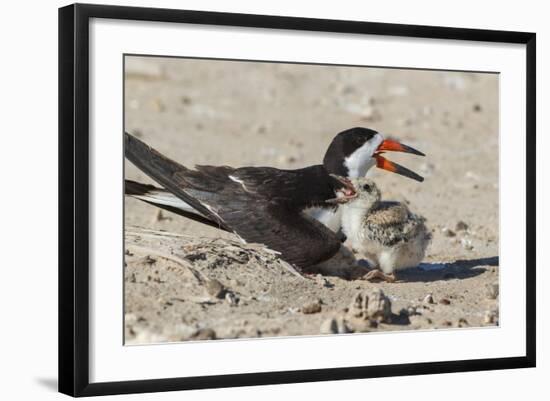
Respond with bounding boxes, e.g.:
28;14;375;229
341;178;431;279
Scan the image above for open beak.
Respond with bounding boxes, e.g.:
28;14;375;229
373;139;425;182
375;154;424;182
327;174;357;204
377;139;425;156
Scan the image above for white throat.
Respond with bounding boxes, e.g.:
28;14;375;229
340;203;367;249
344;133;383;178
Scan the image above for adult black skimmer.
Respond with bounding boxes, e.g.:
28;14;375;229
124;127;424;267
338;177;432;282
125;132;358;268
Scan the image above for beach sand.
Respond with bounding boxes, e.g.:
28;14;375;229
123;56;499;344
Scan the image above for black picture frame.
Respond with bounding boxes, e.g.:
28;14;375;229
58;3;536;397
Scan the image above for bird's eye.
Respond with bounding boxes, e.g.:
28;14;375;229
362;184;372;192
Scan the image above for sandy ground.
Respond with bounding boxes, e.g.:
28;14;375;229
123;56;499;344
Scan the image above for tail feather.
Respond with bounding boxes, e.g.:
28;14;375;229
124;132;227;229
125;179;229;231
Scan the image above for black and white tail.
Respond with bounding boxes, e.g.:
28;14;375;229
125;179;227;230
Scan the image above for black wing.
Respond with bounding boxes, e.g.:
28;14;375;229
125;132;341;268
229;165;339;207
125;180;229;231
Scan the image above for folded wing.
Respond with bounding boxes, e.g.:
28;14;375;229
125;132;341;268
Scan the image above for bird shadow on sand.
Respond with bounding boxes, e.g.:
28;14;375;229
301;250;497;283
396;256;499;283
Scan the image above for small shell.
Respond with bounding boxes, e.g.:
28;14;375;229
423;294;434;304
225;292;239;306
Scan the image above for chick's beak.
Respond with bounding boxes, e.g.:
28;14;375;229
329;174;356;195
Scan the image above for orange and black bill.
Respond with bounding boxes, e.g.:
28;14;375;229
375;154;424;182
377;139;425;156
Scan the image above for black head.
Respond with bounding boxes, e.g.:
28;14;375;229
322;127;426;181
323;127;381;177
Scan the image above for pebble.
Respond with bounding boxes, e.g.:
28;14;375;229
321;278;334;289
455;221;469;231
473;103;482;112
206;279;226;299
141;255;156;265
277;154;299;164
225;292;239;306
423;294;434;304
255;124;268;134
302;300;322;314
442;227;456;237
439;298;451;305
461;238;474;251
185;253;207;262
422;305;435;312
485;283;499;299
484;310;499;324
190;328;217;341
